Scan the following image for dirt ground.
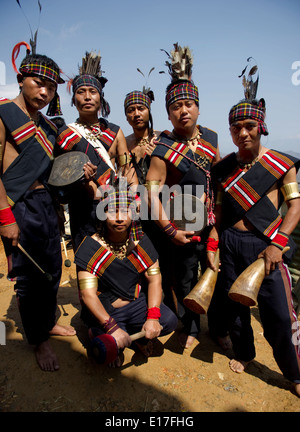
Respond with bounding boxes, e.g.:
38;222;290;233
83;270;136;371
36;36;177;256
0;240;299;414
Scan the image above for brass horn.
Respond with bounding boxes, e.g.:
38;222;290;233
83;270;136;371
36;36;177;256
183;249;220;314
228;246;290;307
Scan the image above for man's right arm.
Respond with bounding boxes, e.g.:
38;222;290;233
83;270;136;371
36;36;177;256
0;119;20;245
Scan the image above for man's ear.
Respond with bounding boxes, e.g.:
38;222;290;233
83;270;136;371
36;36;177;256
17;73;24;84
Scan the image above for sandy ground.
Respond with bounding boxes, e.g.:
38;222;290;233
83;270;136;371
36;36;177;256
0;239;300;414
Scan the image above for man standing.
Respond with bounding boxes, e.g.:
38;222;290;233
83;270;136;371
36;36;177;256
56;51;137;250
124;86;159;186
146;44;221;348
0;47;74;371
208;61;300;396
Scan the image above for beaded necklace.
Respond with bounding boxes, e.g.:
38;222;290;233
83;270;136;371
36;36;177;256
98;234;130;260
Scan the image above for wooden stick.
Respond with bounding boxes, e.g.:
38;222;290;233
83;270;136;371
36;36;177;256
17;244;52;281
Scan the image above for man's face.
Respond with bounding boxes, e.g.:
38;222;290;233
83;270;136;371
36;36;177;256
19;76;56;111
126;104;150;130
168;99;199;136
74;86;101;116
230;119;261;152
105;207;132;235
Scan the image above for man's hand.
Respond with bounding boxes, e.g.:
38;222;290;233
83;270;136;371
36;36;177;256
0;223;20;247
83;161;97;181
257;245;283;276
142;319;162;340
172;230;196;246
110;327;132;350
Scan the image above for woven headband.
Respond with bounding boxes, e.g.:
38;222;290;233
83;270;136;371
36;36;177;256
72;74;103;95
97;185;138;221
124;91;151;112
229;101;268;136
19;62;64;116
166;81;199;109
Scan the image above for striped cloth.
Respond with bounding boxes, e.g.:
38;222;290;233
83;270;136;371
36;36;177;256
72;74;103;95
19;62;64;116
124;91;151;112
228;100;269;136
166;81;199;108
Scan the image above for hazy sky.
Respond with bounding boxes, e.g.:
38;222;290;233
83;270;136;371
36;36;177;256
0;0;299;155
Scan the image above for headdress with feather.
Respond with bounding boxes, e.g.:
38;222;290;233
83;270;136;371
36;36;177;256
124;67;155;112
238;57;259;102
70;51;110;117
160;43;199;109
229;57;268;135
11;0;64;117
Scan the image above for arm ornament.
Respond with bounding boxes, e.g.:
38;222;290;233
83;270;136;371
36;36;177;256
280;182;300;202
78;277;98;291
145;180;160;192
118;153;132;167
270;231;289;251
0;206;16;227
146;267;161;276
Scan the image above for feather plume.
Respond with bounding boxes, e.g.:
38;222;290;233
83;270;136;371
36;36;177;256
79;51;107;86
161;43;193;82
137;67;155;101
15;0;42;54
238;57;259;101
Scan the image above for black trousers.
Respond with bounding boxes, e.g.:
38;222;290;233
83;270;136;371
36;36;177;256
8;189;62;345
212;227;300;383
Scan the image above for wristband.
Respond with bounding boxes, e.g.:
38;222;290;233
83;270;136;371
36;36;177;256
147;307;161;320
102;316;120;335
0;206;16;227
163;222;177;239
206;237;219;252
270;231;289;251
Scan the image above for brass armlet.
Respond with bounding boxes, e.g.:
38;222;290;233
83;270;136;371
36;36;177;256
281;182;300;201
78;277;98;291
145;180;160;192
147;267;161;276
118;153;132;167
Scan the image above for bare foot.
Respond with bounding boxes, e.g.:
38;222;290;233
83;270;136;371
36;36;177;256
217;335;233;350
229;358;250;373
35;340;59;372
134;340;154;357
49;324;76;337
294;383;300;397
178;332;196;349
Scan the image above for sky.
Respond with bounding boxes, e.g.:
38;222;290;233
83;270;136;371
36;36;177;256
0;0;299;156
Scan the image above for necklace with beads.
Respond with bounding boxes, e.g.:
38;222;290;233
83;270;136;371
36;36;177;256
135;136;150;147
171;130;209;168
75;120;103;142
236;148;264;170
98;235;130;260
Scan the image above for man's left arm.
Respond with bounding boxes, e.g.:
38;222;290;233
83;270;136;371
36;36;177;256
258;166;300;275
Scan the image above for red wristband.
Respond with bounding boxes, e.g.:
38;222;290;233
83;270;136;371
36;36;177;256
270;231;289;251
0;206;16;227
147;307;161;320
206;237;219;252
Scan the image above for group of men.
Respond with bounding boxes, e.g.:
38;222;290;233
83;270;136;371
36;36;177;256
1;42;300;398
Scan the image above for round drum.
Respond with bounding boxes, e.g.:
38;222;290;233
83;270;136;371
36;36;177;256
164;194;207;235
